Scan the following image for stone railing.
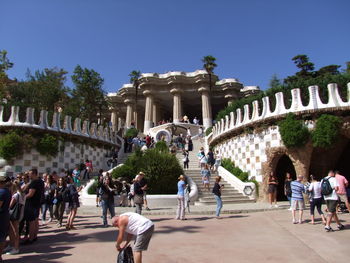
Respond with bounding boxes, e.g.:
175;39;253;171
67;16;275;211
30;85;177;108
0;105;120;146
211;83;350;144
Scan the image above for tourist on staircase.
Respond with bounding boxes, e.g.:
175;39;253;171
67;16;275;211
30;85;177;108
213;151;221;173
182;149;189;170
207;149;215;172
201;164;211;191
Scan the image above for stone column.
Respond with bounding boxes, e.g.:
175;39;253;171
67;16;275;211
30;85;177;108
110;109;118;131
124;99;134;128
152;101;159;126
225;95;235;106
170;88;183;123
198;87;212;129
143;90;154;134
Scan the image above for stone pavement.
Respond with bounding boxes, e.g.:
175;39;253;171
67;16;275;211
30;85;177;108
3;207;350;263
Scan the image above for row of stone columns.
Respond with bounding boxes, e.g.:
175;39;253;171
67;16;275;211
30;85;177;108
111;86;214;134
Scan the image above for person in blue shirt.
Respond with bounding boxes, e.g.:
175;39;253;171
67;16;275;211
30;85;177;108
175;175;187;220
290;175;306;224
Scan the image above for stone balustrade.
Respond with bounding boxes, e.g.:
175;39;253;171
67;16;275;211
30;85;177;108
0;106;120;146
211;83;350;143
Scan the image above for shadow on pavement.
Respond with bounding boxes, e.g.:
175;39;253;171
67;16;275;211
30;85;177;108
154;225;203;235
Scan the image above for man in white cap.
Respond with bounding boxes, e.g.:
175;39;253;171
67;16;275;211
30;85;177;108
112;212;154;263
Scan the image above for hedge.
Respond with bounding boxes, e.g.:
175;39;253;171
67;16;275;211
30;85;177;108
278;113;309;148
311;114;341;148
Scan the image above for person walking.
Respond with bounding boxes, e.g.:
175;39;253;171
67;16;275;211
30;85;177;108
138;172;150;211
290;175;306;224
335;171;350;212
83;159;93;180
22;168;44;244
133;176;144;215
201;164;211;191
188;137;193;151
119;181;130;207
322;170;344;232
284;173;293;209
100;176;116;227
112;212;154;263
0;173;11;260
213;151;221;172
308;175;326;225
175;175;186;220
267;172;278;208
183;149;189;170
7;180;26;255
66;176;80;230
42;174;56;224
207;149;215;171
212;176;224;219
53;177;67;227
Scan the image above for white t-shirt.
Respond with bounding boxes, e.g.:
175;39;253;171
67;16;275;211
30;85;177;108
322;176;339;201
308;182;322;199
121;212;154;235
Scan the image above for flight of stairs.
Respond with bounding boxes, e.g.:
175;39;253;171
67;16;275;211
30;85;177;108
177;139;254;205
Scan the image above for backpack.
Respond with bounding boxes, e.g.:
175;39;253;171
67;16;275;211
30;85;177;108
117;246;134;263
321;177;333;196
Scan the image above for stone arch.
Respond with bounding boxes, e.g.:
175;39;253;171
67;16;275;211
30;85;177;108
261;143;313;201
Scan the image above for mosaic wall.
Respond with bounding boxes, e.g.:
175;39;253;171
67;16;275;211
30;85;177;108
5;141;110;177
214;126;282;182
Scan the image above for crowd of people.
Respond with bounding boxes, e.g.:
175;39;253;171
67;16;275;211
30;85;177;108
268;170;349;231
0;168;81;259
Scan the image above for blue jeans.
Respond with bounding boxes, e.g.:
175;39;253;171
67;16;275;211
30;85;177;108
101;199;115;225
214;195;222;217
42;202;53;221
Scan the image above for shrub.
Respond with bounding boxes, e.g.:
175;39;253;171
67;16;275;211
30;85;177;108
205;127;213;136
36;134;59;157
87;179;98;195
311;114;341;148
111;164;135;181
0;131;24;160
278;113;309;148
155;140;168;152
221;158;248;181
125;128;138;138
111;148;183;194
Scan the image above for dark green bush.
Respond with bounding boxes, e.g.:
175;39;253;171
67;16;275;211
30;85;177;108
221;158;248;181
155;140;168;152
111;148;183;194
36;134;59;157
278;113;309;148
0;131;24;160
125;128;138;138
311;114;341;148
205;127;213;136
87;179;98;195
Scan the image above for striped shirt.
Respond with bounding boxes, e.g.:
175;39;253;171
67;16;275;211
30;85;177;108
291;180;305;201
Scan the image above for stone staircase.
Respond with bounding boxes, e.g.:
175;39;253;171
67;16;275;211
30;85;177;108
176;139;254;205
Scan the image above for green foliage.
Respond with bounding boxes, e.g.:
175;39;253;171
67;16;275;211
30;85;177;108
278;113;309;148
311;114;341;148
36;134;59;157
202;55;217;74
0;131;24;160
155;140;168;152
205;127;213;136
87;179;98;195
125;128;138;138
0;50;14;73
221;158;249;181
111;148;183;194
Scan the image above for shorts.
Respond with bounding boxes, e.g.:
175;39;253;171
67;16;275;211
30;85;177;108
24;205;40;222
338;194;348;203
268;185;277;194
0;214;10;242
291;199;305;210
326;199;338;213
143;191;147;201
134;225;154;252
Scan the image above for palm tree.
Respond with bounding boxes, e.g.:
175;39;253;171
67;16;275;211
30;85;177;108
129;70;141;125
201;55;217;92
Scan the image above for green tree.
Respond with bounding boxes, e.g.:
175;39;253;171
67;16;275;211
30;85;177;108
269;74;282;89
70;65;108;124
316;65;341;76
278;113;310;148
129;70;141;124
202;55;217;91
0;50;14;73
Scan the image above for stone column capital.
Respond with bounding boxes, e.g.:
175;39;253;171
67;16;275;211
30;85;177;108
124;98;134;105
143;89;154;97
198;86;210;93
170;88;183;95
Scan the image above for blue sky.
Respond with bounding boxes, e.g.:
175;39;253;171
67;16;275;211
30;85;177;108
1;0;349;93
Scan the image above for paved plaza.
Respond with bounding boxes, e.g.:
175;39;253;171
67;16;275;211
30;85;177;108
3;208;350;263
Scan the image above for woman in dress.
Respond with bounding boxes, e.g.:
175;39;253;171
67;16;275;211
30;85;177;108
212;176;224;219
284;173;293;208
66;176;80;230
53;177;67;227
207;149;215;171
268;172;278;208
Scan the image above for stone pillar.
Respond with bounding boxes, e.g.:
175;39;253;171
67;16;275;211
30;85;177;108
170;88;183;123
110;110;118;131
225;95;235;106
152;101;159;126
143;90;154;134
198;87;212;129
124;99;134;128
